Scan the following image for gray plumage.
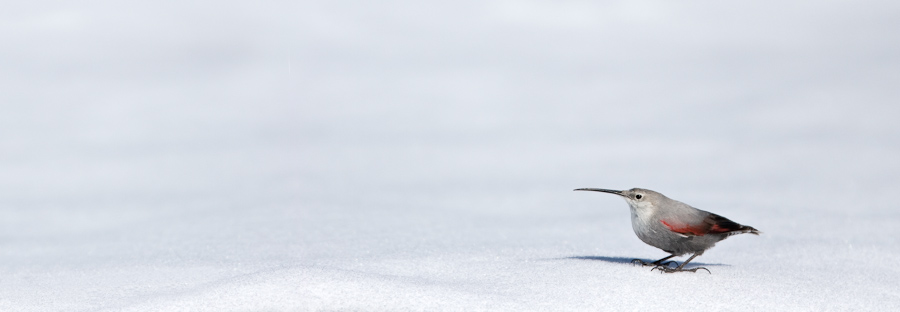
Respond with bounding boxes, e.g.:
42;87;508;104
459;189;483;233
575;187;759;273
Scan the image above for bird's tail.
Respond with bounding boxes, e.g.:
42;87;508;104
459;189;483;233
729;225;760;236
706;214;761;236
746;226;761;235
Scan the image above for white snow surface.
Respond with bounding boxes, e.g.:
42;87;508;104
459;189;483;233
2;1;900;311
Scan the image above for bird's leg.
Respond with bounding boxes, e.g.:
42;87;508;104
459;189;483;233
631;254;676;268
651;254;710;274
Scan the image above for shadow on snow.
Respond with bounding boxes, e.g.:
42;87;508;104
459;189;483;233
563;255;728;267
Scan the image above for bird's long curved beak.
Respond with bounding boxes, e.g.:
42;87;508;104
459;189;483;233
574;188;625;196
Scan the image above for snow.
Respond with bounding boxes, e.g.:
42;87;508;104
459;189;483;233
2;1;900;311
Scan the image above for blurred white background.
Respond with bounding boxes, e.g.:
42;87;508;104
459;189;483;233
1;1;899;310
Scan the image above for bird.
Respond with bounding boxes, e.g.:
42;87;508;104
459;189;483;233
574;188;759;273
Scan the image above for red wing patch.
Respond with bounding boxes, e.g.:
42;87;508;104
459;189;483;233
660;220;709;236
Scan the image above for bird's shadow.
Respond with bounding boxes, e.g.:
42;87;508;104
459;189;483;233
563;256;728;267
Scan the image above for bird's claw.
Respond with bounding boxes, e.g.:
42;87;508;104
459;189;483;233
659;261;678;268
630;259;650;266
650;265;711;274
632;259;677;268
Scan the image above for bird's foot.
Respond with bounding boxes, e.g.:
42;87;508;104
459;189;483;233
630;259;649;266
631;259;677;268
650;266;711;274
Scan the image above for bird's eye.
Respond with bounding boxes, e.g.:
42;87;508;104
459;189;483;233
635;194;643;200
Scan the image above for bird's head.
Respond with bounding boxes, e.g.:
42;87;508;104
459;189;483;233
574;187;662;210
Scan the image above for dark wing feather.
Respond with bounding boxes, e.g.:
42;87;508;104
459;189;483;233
704;213;760;236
